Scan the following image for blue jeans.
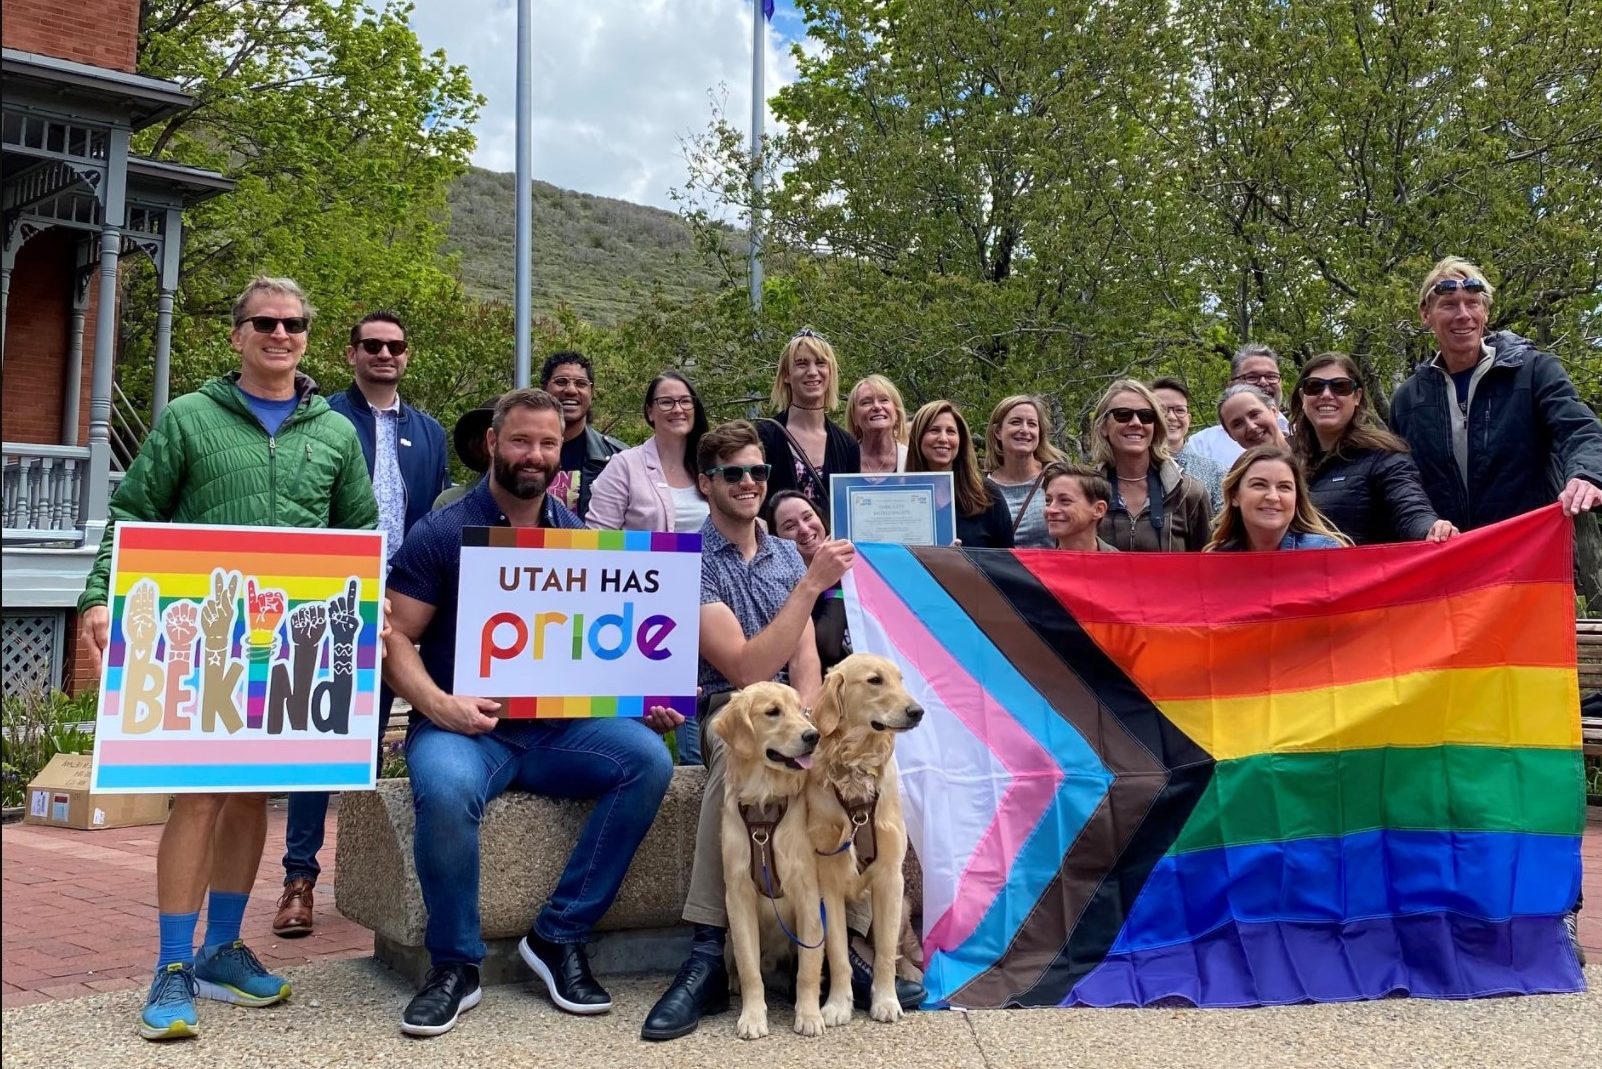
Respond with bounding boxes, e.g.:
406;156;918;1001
283;687;395;884
676;718;702;766
407;717;673;966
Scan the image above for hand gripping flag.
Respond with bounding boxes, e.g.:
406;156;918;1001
842;505;1585;1008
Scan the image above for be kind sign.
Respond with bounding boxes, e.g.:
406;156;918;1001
454;528;702;718
92;522;387;794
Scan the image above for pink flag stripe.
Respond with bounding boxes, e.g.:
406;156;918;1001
99;737;375;766
852;555;1064;954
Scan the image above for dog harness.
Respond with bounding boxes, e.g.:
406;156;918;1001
739;801;789;900
818;788;880;873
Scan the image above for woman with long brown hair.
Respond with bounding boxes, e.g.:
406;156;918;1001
1090;379;1212;551
984;395;1066;548
1206;446;1352;551
1289;353;1456;545
907;400;1014;548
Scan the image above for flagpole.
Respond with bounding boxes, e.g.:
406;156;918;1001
514;0;533;387
748;0;765;311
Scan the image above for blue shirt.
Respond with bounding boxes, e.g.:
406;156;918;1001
238;387;300;436
1279;530;1344;550
387;478;584;706
697;517;807;697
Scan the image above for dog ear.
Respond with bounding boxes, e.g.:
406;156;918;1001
812;670;845;737
714;691;758;759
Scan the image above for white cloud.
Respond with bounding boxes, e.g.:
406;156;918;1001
407;0;800;209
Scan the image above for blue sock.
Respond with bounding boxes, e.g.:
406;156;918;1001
157;911;200;971
201;891;250;950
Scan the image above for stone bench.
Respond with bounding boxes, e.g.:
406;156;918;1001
335;767;927;985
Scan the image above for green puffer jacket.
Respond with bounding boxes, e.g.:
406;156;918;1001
79;373;378;611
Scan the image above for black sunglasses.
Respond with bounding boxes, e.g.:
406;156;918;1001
1106;407;1157;426
244;316;309;335
355;338;407;355
704;463;772;484
1300;376;1358;398
1430;278;1487;297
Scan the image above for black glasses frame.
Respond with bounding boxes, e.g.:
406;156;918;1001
355;338;408;355
244;316;309;335
704;463;773;484
1299;376;1358;398
1106;407;1158;426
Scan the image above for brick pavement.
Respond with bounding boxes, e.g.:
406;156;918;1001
1;797;369;1009
3;801;1600;1009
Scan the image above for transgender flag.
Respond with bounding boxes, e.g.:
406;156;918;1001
843;505;1586;1008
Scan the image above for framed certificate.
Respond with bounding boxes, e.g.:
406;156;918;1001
830;472;957;546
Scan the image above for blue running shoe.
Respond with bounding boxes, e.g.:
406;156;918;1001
139;963;199;1041
194;940;291;1007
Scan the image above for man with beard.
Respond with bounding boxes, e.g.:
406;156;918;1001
381;388;675;1037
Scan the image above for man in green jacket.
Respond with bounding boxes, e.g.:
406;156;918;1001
78;276;377;1042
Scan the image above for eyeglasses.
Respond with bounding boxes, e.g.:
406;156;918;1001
547;376;593;390
243;316;309;335
1106;407;1157;426
651;396;695;412
1299;376;1358;398
704;463;772;484
355;338;407;355
1235;371;1281;386
1430;278;1487;298
1160;404;1190;417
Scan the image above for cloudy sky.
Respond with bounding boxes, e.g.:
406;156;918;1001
407;0;807;210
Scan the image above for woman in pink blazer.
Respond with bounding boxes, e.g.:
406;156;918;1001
585;371;710;533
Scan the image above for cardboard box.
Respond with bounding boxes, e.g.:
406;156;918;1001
23;754;171;831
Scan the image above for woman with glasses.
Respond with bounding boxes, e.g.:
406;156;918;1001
756;329;861;514
763;490;851;669
984;395;1066;548
1289;353;1456;545
907;400;1015;548
1206;445;1352;551
585;371;711;533
1091;379;1213;551
847;373;910;473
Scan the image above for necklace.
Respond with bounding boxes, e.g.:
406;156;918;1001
1116;474;1148;484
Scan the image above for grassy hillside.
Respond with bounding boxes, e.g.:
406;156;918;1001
443;167;736;324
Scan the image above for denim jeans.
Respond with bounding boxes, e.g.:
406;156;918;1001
675;718;702;766
282;687;395;884
408;716;674;966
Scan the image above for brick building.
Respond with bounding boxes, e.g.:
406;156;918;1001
2;1;232;694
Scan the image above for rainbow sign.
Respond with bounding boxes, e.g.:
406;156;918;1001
91;522;387;794
453;527;702;718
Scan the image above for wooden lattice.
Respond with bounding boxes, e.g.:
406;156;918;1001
2;611;66;694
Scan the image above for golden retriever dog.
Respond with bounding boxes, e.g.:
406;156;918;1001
805;653;924;1025
712;681;827;1039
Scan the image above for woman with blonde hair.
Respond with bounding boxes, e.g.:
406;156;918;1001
907;400;1014;548
1206;445;1351;551
1289;352;1456;545
846;373;910;473
754;328;861;513
984;395;1066;548
1091;379;1212;551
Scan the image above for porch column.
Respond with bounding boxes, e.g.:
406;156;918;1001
82;127;130;543
0;263;10;365
61;243;94;445
151;207;183;419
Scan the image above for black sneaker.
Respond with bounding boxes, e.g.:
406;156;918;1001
640;954;730;1041
400;963;482;1037
519;931;611;1015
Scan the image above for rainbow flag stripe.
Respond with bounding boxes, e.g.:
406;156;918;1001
843;505;1584;1008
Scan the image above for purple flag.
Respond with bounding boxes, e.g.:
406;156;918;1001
763;0;775;17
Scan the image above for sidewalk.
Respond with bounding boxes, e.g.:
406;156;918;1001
3;802;1600;1009
1;797;369;1008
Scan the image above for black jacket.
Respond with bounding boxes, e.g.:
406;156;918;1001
1306;447;1439;545
1389;331;1602;531
570;424;628;521
956;493;1017;549
327;383;449;537
756;410;861;519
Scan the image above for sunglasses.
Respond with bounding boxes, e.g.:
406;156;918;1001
791;327;826;342
1106;407;1157;426
704;463;772;484
1300;376;1358;397
355;338;407;355
1430;278;1487;297
243;316;309;335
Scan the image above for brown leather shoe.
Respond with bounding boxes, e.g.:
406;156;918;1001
273;878;315;938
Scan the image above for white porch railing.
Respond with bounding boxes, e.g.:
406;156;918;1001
3;443;91;545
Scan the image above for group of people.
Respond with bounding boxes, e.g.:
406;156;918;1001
75;254;1601;1042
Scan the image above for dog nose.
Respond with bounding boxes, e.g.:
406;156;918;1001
801;729;819;746
906;704;924;722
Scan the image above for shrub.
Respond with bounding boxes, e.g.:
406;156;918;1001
1;687;97;809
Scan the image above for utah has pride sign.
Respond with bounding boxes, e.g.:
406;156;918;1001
454;528;702;718
92;522;387;794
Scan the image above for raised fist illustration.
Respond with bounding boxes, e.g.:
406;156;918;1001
163;600;199;661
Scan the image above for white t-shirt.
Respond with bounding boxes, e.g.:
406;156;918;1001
1185;413;1291;470
669;483;709;533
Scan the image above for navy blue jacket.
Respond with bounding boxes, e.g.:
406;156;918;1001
327;383;450;537
1389;332;1602;531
